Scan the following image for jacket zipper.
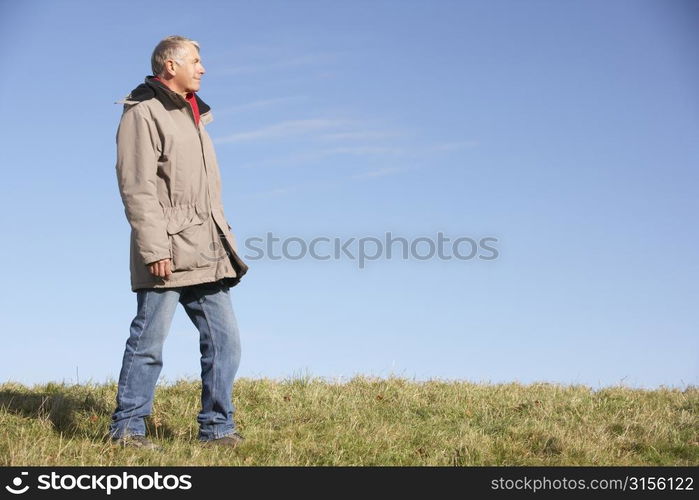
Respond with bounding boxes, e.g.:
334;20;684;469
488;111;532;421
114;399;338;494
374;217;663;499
184;99;225;256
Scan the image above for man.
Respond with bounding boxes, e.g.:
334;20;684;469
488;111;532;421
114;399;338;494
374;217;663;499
110;35;249;450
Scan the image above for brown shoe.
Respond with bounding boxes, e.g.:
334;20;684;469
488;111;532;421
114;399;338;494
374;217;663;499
113;434;163;451
201;432;245;448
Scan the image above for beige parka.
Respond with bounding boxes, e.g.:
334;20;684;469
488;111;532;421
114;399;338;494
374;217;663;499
115;76;248;292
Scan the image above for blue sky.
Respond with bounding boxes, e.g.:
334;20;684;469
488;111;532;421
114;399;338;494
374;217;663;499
0;0;697;390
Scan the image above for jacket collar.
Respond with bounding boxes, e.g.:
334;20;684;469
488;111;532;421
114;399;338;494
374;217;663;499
119;76;212;115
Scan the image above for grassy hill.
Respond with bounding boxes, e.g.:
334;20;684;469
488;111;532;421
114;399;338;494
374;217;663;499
0;376;696;466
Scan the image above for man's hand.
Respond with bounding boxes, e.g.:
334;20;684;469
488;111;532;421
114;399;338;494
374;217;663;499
148;258;172;279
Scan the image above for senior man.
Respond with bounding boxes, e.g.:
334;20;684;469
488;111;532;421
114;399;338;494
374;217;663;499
110;35;249;450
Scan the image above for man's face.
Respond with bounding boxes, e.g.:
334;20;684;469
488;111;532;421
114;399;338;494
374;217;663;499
169;43;205;94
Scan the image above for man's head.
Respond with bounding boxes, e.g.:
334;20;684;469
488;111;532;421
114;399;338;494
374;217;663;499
151;35;205;95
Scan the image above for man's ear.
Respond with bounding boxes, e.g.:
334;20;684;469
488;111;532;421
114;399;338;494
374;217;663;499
165;59;177;76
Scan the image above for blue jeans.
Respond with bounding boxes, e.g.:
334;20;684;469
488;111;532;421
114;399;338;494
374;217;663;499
109;280;241;442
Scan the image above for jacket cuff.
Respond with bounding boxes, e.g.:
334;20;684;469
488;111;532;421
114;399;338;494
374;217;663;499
143;252;172;266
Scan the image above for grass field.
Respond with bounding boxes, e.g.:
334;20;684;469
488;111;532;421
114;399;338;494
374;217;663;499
0;376;696;466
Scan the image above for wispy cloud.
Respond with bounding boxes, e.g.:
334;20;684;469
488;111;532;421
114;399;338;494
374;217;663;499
236;138;473;168
239;178;338;200
237;145;405;169
241;185;299;199
217;53;338;76
318;130;403;141
215;96;309;115
350;167;409;179
315;146;405;156
214;119;347;144
426;140;479;152
241;164;414;200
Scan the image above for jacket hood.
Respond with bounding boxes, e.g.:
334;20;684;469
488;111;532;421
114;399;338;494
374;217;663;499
116;75;211;115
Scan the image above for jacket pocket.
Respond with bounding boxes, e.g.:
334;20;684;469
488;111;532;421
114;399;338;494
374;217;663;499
165;205;212;272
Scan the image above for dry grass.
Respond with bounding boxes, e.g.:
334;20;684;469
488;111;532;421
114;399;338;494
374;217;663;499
0;376;696;466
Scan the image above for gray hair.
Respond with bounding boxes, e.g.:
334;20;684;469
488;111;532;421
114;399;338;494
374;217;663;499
151;35;200;76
